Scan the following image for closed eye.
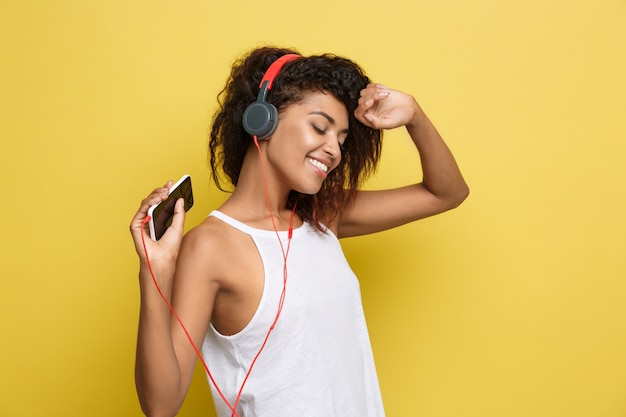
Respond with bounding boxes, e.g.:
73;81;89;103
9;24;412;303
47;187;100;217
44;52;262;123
314;126;345;153
312;125;326;135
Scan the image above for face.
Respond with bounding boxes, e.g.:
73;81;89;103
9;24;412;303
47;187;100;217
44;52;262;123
264;91;349;195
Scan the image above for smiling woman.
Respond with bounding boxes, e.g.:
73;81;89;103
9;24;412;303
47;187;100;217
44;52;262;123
209;48;386;232
3;0;626;416
264;93;349;189
129;46;468;417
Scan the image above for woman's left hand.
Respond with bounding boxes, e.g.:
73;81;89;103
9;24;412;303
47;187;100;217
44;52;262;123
354;83;420;130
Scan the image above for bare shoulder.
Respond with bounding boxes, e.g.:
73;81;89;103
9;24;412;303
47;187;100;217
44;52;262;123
181;215;230;253
176;216;250;286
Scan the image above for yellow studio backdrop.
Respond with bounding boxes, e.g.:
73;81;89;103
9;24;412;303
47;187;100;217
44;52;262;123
1;0;625;416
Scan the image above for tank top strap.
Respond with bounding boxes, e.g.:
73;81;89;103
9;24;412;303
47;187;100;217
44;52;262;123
208;210;309;239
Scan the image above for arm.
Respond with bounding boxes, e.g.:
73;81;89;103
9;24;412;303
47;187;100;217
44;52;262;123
130;184;218;417
337;84;469;238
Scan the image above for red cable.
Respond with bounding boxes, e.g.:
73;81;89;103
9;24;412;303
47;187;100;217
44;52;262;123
141;135;296;417
230;135;297;415
140;216;240;417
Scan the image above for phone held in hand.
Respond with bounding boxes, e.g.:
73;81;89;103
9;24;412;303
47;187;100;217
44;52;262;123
147;175;194;241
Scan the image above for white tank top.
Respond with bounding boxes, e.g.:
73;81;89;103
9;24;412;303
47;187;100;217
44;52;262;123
202;210;385;417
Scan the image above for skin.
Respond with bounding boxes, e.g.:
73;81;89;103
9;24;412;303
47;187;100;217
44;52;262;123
129;83;469;417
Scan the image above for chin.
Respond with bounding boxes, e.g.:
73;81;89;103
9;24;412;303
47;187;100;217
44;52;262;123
294;183;324;196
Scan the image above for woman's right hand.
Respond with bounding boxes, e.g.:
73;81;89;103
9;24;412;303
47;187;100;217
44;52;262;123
129;181;187;268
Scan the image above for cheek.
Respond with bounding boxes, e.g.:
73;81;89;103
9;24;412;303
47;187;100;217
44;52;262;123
274;119;313;149
295;129;318;148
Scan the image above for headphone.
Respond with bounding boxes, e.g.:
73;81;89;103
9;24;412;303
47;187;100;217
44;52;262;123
242;54;300;140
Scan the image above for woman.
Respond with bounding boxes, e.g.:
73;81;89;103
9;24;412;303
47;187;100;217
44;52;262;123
130;46;468;417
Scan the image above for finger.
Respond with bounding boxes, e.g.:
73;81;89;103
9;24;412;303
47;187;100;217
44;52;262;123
356;92;391;128
362;83;388;93
360;84;390;98
362;112;382;129
137;188;168;216
160;198;186;244
129;184;171;232
354;104;374;127
170;198;186;234
358;89;390;108
356;97;374;113
359;107;393;129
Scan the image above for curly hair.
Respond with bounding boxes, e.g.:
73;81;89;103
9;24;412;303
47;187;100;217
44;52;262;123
209;46;383;230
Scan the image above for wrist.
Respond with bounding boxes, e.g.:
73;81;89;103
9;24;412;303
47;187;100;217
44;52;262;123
140;256;175;272
139;258;175;281
405;100;425;130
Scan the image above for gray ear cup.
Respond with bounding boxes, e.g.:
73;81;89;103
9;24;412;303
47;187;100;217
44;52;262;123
242;54;299;140
242;100;278;140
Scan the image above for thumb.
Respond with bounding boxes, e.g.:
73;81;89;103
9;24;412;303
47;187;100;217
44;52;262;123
160;198;186;244
169;198;186;235
362;112;389;130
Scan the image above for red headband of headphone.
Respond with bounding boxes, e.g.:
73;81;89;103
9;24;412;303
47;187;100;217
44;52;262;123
242;53;300;140
259;53;300;90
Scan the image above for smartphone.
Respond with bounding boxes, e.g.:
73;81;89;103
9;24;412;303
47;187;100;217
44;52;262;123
147;175;194;241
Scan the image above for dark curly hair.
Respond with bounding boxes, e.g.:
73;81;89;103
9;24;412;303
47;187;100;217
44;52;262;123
209;46;383;230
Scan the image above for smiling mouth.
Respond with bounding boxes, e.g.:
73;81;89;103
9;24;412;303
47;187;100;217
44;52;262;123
307;158;329;173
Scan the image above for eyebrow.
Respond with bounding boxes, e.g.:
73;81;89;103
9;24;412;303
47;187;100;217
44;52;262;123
308;111;349;134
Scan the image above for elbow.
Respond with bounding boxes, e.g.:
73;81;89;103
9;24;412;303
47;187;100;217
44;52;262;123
137;392;182;417
141;404;179;417
135;368;184;417
455;182;470;207
445;182;470;211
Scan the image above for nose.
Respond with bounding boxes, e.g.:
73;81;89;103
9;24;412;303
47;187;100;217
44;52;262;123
322;135;342;160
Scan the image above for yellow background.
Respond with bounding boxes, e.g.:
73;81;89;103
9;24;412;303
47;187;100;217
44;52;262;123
1;0;625;416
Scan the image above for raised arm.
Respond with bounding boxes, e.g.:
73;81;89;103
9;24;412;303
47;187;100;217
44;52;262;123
337;84;469;238
130;185;218;417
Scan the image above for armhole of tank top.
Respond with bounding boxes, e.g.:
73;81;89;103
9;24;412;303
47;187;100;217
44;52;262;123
207;230;270;343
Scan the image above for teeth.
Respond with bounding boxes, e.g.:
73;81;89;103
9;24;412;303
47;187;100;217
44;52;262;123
308;158;328;173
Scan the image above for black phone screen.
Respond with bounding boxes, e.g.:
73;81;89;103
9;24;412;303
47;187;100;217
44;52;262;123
151;176;194;240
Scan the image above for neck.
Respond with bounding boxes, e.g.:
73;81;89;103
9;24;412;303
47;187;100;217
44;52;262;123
218;143;299;230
